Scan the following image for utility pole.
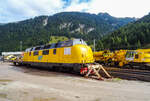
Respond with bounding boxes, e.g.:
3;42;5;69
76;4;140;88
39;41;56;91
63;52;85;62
49;33;52;44
20;41;22;51
94;39;95;52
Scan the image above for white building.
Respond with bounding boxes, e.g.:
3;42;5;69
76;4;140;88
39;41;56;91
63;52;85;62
2;52;23;56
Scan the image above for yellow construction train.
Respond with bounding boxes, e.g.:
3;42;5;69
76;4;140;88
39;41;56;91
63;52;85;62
125;49;150;69
93;49;150;69
14;39;94;73
13;38;150;72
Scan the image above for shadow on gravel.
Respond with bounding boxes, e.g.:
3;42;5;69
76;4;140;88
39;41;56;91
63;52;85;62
9;64;81;78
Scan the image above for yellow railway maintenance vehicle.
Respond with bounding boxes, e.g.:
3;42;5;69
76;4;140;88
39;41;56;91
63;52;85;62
93;50;114;65
112;50;128;67
125;49;150;70
93;50;128;67
93;51;104;62
13;39;111;79
94;48;150;70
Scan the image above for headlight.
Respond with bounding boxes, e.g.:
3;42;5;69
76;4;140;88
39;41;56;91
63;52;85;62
81;48;87;52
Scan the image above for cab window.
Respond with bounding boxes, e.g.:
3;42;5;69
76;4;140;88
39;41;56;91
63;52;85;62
73;39;87;45
61;40;73;47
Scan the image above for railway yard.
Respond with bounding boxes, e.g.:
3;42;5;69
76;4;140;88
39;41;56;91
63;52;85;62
0;62;150;101
105;67;150;82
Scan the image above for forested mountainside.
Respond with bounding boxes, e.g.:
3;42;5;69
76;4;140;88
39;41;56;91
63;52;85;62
100;13;150;50
98;13;136;29
0;12;135;52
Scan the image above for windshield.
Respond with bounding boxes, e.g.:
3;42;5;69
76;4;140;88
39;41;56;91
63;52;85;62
125;51;137;58
73;39;87;45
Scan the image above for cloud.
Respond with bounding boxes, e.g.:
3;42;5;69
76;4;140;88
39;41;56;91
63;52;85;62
0;0;150;23
64;0;150;18
85;0;150;18
64;0;90;12
0;0;65;23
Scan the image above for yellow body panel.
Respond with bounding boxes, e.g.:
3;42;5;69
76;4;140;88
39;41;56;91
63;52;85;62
93;50;128;67
113;50;128;66
93;48;150;67
130;49;150;63
93;50;114;62
22;44;94;64
93;51;104;61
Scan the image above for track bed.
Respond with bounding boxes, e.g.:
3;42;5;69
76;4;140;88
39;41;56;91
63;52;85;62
104;67;150;82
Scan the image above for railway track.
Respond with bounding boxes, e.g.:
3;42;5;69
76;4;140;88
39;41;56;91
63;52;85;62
103;67;150;82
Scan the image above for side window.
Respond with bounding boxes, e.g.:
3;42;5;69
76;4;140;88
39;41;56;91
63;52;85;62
42;50;49;55
33;51;39;56
131;52;135;58
53;49;56;55
125;51;130;58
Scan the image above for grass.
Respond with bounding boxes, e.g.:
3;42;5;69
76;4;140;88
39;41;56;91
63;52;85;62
111;78;122;82
0;93;7;98
49;36;70;43
33;97;56;101
105;78;122;82
0;79;12;82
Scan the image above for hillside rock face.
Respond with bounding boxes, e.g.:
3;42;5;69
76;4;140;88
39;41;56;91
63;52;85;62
0;12;135;52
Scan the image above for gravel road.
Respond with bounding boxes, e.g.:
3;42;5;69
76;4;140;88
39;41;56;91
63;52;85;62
0;62;150;101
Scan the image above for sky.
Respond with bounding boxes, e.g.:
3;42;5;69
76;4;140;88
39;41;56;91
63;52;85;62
0;0;150;23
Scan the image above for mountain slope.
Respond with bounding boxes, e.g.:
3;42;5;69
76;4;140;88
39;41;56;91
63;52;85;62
0;12;135;52
98;13;136;29
101;13;150;50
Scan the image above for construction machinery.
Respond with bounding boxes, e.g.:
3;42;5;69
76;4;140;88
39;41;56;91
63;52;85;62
93;49;128;67
93;50;114;66
94;48;150;70
112;50;128;67
125;49;150;69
